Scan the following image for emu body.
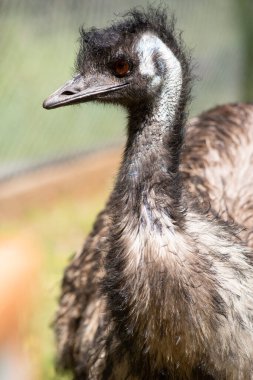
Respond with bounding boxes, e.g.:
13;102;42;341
44;8;253;380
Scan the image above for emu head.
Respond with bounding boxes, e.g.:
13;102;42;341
43;8;190;111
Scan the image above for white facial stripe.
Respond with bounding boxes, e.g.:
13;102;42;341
136;32;181;81
136;34;157;77
136;33;182;123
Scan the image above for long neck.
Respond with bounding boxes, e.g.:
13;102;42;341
104;67;188;353
114;49;186;221
104;37;189;351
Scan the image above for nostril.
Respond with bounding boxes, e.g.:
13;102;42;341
62;90;75;96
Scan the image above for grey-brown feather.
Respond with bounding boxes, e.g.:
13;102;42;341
182;103;253;247
54;104;253;380
52;7;253;380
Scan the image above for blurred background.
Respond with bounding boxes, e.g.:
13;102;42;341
0;0;252;379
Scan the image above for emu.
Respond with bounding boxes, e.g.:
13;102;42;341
43;8;253;380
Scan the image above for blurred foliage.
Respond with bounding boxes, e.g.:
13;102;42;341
1;0;251;178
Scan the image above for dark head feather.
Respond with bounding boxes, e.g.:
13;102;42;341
76;6;192;91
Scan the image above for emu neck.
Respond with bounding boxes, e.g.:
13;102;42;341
115;33;185;214
115;87;184;218
106;75;187;352
127;101;181;177
105;43;189;356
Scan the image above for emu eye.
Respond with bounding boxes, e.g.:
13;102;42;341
113;59;131;77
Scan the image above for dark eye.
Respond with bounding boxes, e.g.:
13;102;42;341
112;59;131;78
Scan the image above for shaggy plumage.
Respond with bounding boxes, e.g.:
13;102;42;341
43;7;253;380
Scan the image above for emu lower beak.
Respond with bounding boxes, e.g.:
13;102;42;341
43;74;128;110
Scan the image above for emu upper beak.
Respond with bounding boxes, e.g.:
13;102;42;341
43;73;128;110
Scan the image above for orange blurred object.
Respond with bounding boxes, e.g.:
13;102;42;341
0;233;41;380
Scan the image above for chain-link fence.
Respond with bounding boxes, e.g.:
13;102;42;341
0;0;251;181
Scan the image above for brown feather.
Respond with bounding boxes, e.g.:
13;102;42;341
54;103;253;379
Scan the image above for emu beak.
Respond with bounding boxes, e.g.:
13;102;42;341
43;73;128;110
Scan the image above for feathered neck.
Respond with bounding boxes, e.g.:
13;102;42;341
113;33;190;218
